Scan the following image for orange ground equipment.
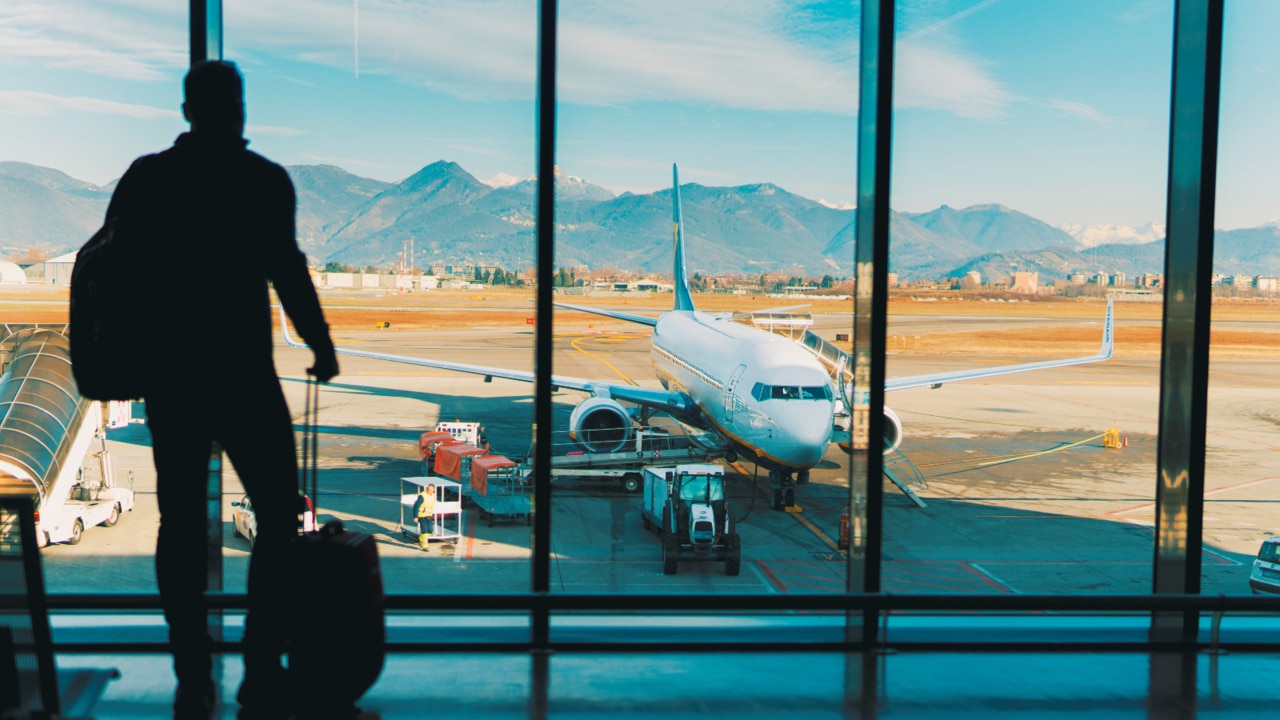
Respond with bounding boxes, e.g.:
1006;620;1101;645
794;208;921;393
418;431;457;472
470;455;518;497
433;442;488;482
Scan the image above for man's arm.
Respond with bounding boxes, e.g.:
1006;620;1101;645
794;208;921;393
263;165;339;380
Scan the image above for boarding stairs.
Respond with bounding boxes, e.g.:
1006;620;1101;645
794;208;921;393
883;439;928;508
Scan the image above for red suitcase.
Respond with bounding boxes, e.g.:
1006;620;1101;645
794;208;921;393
288;377;386;717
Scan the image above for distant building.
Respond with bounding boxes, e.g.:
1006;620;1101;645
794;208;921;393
886;272;899;288
1070;272;1086;286
1094;271;1109;286
0;262;27;285
1112;272;1127;288
1009;271;1039;294
1136;273;1163;289
29;251;77;285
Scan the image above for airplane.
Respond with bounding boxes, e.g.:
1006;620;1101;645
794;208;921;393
283;164;1114;510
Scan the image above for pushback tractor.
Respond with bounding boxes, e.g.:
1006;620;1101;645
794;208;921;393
640;463;740;576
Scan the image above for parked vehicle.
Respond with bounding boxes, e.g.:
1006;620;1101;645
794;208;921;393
1249;538;1280;594
231;491;317;546
640;464;740;576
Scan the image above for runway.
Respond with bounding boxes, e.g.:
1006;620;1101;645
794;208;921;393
35;306;1280;598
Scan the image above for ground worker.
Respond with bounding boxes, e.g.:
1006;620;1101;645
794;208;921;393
413;484;436;549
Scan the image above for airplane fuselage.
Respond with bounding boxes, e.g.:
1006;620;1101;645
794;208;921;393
650;310;835;472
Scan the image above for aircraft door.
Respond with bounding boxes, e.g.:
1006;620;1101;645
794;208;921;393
724;364;747;424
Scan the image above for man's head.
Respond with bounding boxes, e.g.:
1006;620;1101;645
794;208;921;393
425;484;435;494
182;60;245;135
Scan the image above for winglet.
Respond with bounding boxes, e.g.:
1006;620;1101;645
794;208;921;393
672;164;695;312
1098;299;1114;359
279;305;306;349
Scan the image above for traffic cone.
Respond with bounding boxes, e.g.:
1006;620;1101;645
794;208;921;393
1122;436;1129;448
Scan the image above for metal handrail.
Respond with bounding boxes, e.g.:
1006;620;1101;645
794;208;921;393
43;591;1280;614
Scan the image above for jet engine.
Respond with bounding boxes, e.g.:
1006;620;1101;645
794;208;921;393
568;397;633;453
834;406;903;455
883;406;902;451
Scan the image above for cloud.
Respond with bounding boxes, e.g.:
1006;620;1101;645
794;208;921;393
895;40;1015;119
1045;99;1112;124
0;1;186;81
224;0;860;113
0;90;178;119
8;0;1010;123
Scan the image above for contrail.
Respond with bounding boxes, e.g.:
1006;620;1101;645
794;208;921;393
353;0;360;79
902;0;1001;41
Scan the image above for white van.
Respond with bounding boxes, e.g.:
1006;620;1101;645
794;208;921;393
1248;538;1280;594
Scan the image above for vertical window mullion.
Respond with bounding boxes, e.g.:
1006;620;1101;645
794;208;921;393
1152;0;1223;632
848;0;893;621
532;0;558;649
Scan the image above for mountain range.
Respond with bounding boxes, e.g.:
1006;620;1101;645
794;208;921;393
4;158;1280;280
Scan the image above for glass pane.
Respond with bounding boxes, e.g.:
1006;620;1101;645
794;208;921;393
222;0;538;593
0;3;188;592
884;0;1172;595
1212;0;1280;597
550;1;859;600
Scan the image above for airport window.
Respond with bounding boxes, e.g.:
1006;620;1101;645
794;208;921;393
0;2;188;594
10;0;1277;668
1207;0;1280;596
213;0;540;594
883;0;1172;596
551;0;858;599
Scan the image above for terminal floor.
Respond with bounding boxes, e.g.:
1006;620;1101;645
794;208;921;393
59;650;1280;719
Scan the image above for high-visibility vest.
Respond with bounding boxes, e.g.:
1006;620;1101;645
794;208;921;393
415;493;435;519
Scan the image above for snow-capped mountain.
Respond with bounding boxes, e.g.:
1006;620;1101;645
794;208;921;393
1060;221;1165;248
482;172;522;189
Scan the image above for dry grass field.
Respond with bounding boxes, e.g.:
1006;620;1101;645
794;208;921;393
3;287;1279;358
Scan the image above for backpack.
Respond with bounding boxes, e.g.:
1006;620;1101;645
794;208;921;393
69;218;149;400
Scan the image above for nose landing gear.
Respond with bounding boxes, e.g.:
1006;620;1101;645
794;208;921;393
768;470;798;511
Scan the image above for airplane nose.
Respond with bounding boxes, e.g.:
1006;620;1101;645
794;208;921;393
776;403;833;466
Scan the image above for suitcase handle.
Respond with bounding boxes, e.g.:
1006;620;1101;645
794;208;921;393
301;372;320;522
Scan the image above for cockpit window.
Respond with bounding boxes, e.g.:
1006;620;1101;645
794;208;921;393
751;382;832;401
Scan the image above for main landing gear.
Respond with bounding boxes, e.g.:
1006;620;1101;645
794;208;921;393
769;469;808;511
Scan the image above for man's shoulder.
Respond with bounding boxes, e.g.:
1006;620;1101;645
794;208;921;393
241;150;293;187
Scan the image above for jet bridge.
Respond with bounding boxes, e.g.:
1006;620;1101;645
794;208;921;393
735;313;851;382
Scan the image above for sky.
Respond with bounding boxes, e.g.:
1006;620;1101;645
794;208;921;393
0;0;1277;230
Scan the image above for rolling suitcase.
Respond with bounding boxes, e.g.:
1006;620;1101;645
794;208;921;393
288;376;386;718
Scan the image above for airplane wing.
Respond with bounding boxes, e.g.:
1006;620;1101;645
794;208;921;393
885;299;1114;392
279;307;696;417
553;301;657;327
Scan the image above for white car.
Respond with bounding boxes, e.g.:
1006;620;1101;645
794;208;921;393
1249;538;1280;594
231;492;317;546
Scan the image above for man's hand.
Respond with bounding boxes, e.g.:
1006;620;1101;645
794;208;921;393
308;345;340;383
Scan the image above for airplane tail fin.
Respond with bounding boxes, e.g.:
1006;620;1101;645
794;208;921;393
1099;299;1114;359
671;164;695;312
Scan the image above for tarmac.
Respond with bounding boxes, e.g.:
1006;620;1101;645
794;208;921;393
36;303;1280;598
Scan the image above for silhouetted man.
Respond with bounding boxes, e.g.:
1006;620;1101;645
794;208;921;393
104;60;339;720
